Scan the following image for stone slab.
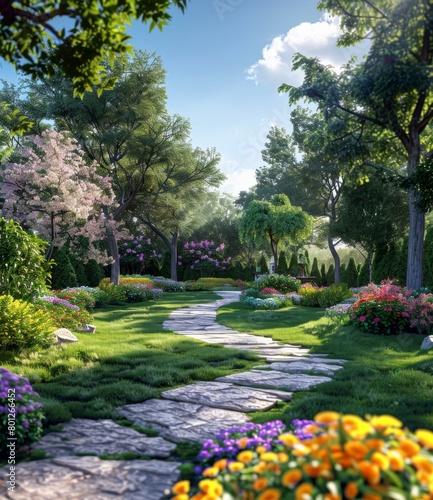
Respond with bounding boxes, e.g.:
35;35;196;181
161;381;284;412
32;419;176;459
216;370;332;392
421;335;433;350
0;456;180;500
263;355;347;364
117;399;249;443
261;361;343;376
257;347;311;356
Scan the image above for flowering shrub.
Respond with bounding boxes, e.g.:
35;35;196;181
99;276;154;287
0;296;55;351
325;303;353;326
298;284;322;307
242;297;286;310
0;368;44;454
118;235;162;273
180;240;232;277
241;288;260;299
35;297;93;331
317;283;352;308
171;412;433;500
150;278;185;292
96;282;128;304
122;284;151;303
285;293;303;305
195;278;235;288
52;288;96;311
259;288;280;296
254;275;301;294
149;287;164;300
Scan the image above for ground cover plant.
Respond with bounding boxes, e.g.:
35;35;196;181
0;292;262;428
217;300;433;431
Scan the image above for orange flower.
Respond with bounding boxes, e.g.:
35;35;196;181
172;480;190;495
315;411;340;425
254;461;268;474
369;415;402;431
399;439;421;458
281;468;303;487
358;461;381;485
172;495;189;500
344;441;369;461
228;461;245;472
387;450;404;471
202;467;219;477
303;461;331;478
415;429;433;449
214;459;227;470
412;455;433;473
295;482;313;500
324;494;341;500
365;439;385;450
253;477;268;491
257;445;268;454
278;452;289;463
362;494;381;500
237;437;250;449
257;488;282;500
342;415;373;439
237;450;255;464
344;482;359;499
198;479;223;497
371;452;390;471
278;433;300;447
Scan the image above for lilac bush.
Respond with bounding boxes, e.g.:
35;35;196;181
118;235;162;274
180;240;231;277
0;368;44;453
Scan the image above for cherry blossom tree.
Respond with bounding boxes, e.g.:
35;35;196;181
0;129;118;264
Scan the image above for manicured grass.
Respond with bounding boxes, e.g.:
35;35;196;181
217;302;433;431
0;292;262;426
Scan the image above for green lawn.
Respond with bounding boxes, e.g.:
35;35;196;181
217;302;433;431
0;292;262;427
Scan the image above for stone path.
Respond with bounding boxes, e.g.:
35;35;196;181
0;290;347;500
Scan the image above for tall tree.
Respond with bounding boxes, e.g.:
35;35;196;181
280;0;433;288
239;194;312;269
0;130;115;263
0;1;188;94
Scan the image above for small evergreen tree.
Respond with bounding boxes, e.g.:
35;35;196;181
304;249;311;275
51;247;77;289
258;254;269;274
346;257;358;288
320;263;327;286
340;262;347;284
159;252;172;278
310;257;321;284
326;264;335;285
70;255;88;287
357;261;370;287
85;259;105;287
288;252;298;276
276;251;288;275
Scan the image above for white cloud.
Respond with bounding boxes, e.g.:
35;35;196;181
247;13;361;87
218;165;256;196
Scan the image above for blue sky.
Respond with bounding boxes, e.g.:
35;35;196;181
0;0;365;196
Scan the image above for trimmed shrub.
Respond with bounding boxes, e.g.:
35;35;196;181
98;282;127;304
276;251;288;275
357;261;370;287
310;257;321;283
345;257;359;288
0;368;45;454
35;297;93;331
242;297;286;310
253;274;301;294
99;276;154;287
257;254;269;274
51;248;77;290
0;295;55;351
122;284;151;303
320;263;327;287
0;218;51;301
288;252;298;276
84;260;105;287
298;285;322;307
326;264;335;285
318;283;353;308
150;278;185;292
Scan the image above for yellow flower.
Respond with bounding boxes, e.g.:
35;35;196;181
358;461;381;485
172;480;190;495
237;450;255;464
415;429;433;449
172;495;189;500
198;478;223;497
254;461;268;474
277;452;289;463
369;415;403;431
342;415;372;439
281;468;303;487
344;441;369;461
411;455;433;473
387;449;404;471
315;411;340;425
371;451;389;471
344;482;359;499
260;452;279;462
278;433;300;447
257;488;282;500
253;477;268;491
202;467;219;477
228;461;245;472
256;445;268;454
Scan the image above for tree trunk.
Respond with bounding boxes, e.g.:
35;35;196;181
103;208;120;285
406;187;425;289
328;234;340;283
170;231;178;281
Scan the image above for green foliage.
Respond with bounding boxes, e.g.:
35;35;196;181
345;257;359;288
35;299;93;331
310;257;321;283
257;255;269;274
339;263;347;285
320;263;327;286
0;218;51;300
70;256;88;287
0;1;188;95
122;285;151;303
254;274;301;294
424;226;433;288
276;251;288;274
288;252;298;276
298;285;322;307
357;261;370;287
0;296;55;351
317;283;352;308
84;260;105;288
53;289;96;311
326;264;335;285
51;248;77;290
97;282;127;304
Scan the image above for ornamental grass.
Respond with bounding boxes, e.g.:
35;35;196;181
171;412;433;500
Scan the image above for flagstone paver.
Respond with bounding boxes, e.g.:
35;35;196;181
0;289;348;500
117;398;249;443
32;419;176;459
161;381;292;411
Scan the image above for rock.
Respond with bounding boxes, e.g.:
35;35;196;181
53;328;78;344
421;335;433;350
262;361;343;376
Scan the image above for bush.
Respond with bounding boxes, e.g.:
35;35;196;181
99;276;154;287
0;296;55;351
170;412;433;500
258;287;280;296
35;297;93;331
0;218;51;301
317;283;353;308
51;247;78;290
254;274;301;294
150;278;185;292
52;288;96;311
240;288;260;300
184;282;213;291
0;368;45;454
195;277;234;288
298;284;322;307
84;260;105;287
98;282;128;304
122;284;151;303
242;297;285;310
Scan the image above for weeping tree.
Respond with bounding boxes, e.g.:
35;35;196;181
238;194;313;270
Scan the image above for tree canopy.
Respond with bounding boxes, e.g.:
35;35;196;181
0;0;188;94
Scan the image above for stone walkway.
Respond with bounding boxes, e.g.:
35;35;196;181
0;291;346;499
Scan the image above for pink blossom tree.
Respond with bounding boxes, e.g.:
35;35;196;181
1;130;119;264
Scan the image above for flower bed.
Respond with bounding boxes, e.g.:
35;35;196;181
171;412;433;500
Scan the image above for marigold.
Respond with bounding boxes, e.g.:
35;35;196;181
415;429;433;449
228;461;245;472
324;494;341;500
198;479;223;497
358;461;381;485
412;455;433;473
281;468;303;487
278;452;289;463
172;495;189;500
253;477;268;491
213;459;227;470
237;450;255;464
278;433;300;447
371;452;390;471
399;439;421;457
202;467;219;477
303;461;331;478
260;452;279;462
295;482;314;500
315;411;340;425
365;439;385;450
172;480;190;495
342;415;373;439
237;436;250;449
387;449;404;471
257;488;282;500
344;482;359;499
370;415;403;431
344;441;369;461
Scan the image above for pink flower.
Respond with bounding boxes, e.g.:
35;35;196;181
359;316;367;322
373;317;381;323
